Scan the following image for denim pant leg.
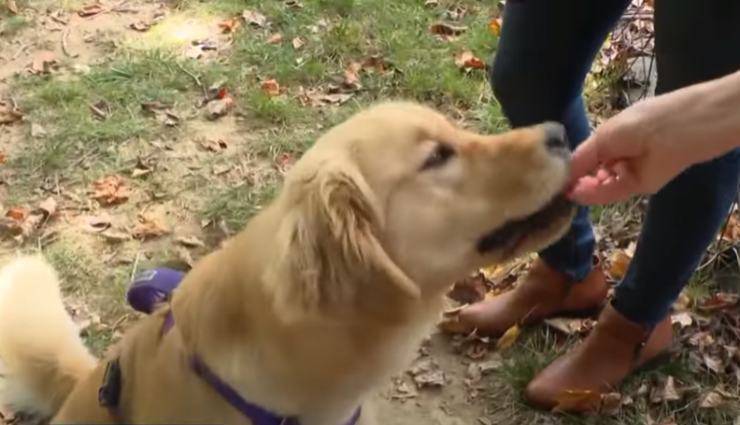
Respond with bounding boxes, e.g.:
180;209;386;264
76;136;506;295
612;0;740;326
490;0;630;281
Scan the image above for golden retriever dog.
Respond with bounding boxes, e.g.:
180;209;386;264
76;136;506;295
0;101;574;425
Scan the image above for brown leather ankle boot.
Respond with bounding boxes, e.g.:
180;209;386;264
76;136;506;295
524;304;673;412
457;258;608;336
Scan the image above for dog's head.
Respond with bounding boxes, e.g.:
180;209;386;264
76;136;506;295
266;102;574;320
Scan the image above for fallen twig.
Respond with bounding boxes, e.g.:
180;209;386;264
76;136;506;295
61;29;78;58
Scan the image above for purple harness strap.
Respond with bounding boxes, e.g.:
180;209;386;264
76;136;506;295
127;268;362;425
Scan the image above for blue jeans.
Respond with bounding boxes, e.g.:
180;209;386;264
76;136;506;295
491;0;740;326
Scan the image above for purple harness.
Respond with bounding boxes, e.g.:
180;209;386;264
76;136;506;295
119;268;362;425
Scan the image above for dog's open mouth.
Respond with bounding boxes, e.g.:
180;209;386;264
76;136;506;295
476;195;574;254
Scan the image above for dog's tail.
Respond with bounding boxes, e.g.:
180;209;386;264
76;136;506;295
0;255;97;417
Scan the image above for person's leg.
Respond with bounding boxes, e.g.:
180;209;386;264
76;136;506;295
525;0;740;411
491;0;630;281
612;0;740;326
458;0;630;336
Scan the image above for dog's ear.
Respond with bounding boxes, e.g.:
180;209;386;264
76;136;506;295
265;159;420;321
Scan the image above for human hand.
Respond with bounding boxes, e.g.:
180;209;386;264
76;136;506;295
567;71;740;205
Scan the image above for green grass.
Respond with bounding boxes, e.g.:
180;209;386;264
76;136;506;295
0;15;29;36
201;180;279;232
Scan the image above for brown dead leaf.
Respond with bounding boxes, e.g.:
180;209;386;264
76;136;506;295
30;50;58;74
100;229;130;243
291;36;306;50
260;79;281;97
82;213;112;232
608;249;632;280
721;213;740;242
266;33;283;44
129;21;151;32
5;206;28;221
0;101;23;125
544;317;593;335
89;100;111;120
37;197;57;218
218;17;241;33
489;17;502;36
78;4;104;17
429;22;467;40
600;392;622;415
699;390;725;409
670;311;693;328
205;98;234;120
199;138;229;152
6;0;18;14
275;152;296;173
0;151;6;164
91;175;130;206
650;376;682;403
131;214;169;240
242;10;267;27
343;61;362;90
552;389;601;413
454;50;486;70
697;292;739;312
176;235;205;248
407;358;445;389
496;324;520;351
703;354;724;374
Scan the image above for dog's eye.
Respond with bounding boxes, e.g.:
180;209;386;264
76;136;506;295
421;143;455;171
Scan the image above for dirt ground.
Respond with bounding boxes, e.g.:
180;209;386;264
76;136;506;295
1;2;738;425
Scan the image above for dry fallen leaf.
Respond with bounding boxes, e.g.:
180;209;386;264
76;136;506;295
437;315;471;334
608;249;632;280
199;138;229;152
129;21;151;32
496;324;520;350
600;392;622;415
131;214;169;240
218;17;241;33
670;311;693;328
6;0;18;14
266;33;283;44
699;390;725;409
30;50;58;74
260;79;280;97
552;389;601;413
37;197;57;218
544;317;592;335
343;61;362;90
78;4;104;17
5;206;28;221
0;101;23;125
697;292;739;312
205;98;234;120
291;36;306;50
242;10;267;27
407;358;445;389
454;50;486;70
0;150;6;164
651;376;682;403
489;17;502;36
82;213;112;232
703;354;724;374
448;274;487;304
176;235;205;248
91;175;130;206
429;22;468;40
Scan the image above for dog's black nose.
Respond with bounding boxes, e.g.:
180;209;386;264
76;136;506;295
542;121;568;152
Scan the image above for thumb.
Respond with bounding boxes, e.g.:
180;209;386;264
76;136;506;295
568;135;600;185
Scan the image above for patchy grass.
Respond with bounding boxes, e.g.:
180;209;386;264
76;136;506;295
2;1;737;424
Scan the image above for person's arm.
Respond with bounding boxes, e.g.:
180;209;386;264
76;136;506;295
568;70;740;205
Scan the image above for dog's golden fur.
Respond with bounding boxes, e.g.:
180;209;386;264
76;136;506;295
0;102;573;424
